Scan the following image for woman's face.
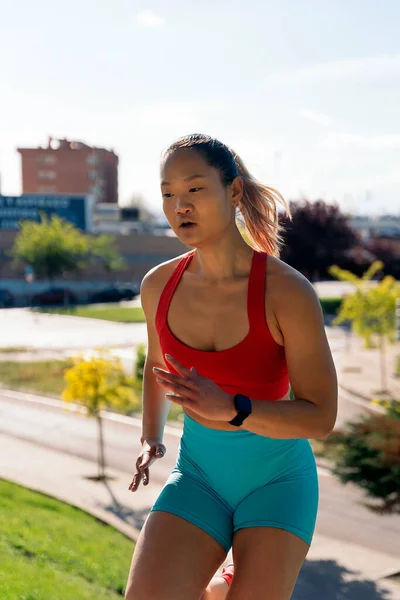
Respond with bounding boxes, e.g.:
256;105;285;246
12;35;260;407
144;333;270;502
160;148;241;247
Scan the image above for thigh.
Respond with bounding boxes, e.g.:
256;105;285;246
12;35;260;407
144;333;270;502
228;527;309;600
125;511;227;600
234;452;319;546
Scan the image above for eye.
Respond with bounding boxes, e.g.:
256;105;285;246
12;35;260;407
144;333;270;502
162;192;173;198
189;187;203;193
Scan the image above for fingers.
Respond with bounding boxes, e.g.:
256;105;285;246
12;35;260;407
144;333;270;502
153;367;198;392
142;467;149;486
128;469;143;492
164;354;195;378
130;443;166;492
165;393;189;406
155;376;197;400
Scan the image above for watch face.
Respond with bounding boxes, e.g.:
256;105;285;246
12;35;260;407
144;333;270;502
235;394;252;414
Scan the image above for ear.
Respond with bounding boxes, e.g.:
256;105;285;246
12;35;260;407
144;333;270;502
230;176;243;207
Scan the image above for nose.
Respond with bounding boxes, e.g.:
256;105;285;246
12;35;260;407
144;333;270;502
175;194;193;215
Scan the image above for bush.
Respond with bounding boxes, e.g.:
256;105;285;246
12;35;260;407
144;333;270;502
327;411;400;514
319;297;342;316
396;355;400;377
135;344;146;388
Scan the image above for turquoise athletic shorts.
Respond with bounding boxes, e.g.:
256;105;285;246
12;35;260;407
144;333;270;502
151;414;319;552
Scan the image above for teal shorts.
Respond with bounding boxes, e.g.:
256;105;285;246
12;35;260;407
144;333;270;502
152;414;319;552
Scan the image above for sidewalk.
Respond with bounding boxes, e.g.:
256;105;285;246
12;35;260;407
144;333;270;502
336;331;400;401
1;431;399;599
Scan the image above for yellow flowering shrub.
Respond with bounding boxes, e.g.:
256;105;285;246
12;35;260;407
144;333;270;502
62;349;139;416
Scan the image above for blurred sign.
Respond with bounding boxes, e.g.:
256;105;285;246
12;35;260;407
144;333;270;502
0;194;93;232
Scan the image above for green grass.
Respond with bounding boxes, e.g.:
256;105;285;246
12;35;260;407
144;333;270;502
38;305;145;323
0;359;183;422
0;346;29;354
0;360;70;396
0;479;133;600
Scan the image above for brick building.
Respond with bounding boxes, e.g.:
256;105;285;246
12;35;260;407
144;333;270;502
17;137;118;204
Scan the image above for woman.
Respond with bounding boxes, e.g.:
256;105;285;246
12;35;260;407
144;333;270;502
125;134;337;600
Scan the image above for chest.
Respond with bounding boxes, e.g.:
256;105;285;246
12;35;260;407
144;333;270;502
167;276;250;352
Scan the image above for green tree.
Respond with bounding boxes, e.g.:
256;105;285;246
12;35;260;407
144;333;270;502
10;214;90;282
90;234;126;281
62;350;139;480
330;261;400;392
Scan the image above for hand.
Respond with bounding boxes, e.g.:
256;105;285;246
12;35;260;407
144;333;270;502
153;354;235;422
128;438;166;493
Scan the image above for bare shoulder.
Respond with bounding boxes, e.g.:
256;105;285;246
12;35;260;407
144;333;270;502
266;256;322;320
140;253;189;318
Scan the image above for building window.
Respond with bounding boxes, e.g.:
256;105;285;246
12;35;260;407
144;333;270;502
37;186;57;193
36;154;57;165
38;170;57;180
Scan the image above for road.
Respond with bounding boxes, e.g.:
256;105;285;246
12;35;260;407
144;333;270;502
1;390;399;559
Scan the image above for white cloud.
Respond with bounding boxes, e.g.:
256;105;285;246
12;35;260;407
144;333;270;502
135;10;165;29
266;54;400;86
300;109;333;126
320;132;400;150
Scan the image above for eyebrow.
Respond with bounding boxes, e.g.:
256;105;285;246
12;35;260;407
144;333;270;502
161;174;206;186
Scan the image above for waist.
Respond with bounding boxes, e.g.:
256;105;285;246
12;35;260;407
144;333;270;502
181;412;311;458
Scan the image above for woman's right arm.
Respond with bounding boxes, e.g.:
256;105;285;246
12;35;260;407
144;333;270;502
140;269;171;444
129;267;170;492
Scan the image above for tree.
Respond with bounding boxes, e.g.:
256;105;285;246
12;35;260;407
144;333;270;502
11;215;126;285
279;200;359;280
62;350;139;480
330;261;400;392
11;214;90;281
90;234;126;281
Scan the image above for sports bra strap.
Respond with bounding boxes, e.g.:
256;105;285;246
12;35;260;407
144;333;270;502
155;251;195;332
247;251;267;330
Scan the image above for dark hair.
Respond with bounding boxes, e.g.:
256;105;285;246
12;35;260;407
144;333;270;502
163;133;290;256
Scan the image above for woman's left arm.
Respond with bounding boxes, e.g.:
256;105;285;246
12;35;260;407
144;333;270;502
243;273;338;440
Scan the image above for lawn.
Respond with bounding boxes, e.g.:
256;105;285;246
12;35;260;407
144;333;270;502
38;305;145;323
0;479;133;600
0;360;70;396
0;359;184;422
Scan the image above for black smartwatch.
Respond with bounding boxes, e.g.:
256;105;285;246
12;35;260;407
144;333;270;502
228;394;252;427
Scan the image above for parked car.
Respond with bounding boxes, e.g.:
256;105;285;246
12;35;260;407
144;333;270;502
88;284;139;304
0;289;15;308
31;287;77;307
115;283;140;300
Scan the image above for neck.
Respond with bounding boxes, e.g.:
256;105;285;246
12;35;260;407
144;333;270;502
191;230;253;282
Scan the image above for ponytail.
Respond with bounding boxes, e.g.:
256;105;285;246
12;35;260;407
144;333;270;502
234;154;290;257
165;134;291;257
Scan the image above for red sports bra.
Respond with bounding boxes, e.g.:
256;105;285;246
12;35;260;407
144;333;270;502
155;250;289;401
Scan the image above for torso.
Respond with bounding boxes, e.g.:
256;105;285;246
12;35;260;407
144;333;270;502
151;250;291;431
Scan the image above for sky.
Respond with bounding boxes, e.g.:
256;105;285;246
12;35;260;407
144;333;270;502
0;0;399;216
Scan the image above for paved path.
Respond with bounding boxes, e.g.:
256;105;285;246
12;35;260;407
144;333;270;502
1;411;398;599
0;308;147;350
1;390;399;558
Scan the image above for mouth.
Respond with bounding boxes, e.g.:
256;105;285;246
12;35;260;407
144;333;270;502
179;221;197;229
